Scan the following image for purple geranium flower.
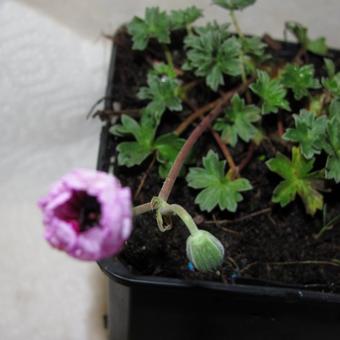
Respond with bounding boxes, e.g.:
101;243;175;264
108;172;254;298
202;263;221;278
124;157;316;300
38;169;132;261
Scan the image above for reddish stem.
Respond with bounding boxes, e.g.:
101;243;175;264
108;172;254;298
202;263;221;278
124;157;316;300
210;129;238;178
159;80;252;202
238;143;256;173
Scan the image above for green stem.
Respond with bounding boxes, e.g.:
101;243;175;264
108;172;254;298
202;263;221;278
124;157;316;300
154;197;199;235
162;44;174;67
229;10;247;85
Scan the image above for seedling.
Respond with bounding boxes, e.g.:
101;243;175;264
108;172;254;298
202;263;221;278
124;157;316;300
250;70;290;114
266;147;324;216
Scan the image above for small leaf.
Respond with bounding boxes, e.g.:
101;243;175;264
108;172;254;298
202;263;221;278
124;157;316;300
111;115;184;176
213;0;256;11
323;116;340;183
324;58;336;78
283;110;327;159
184;23;241;91
329;98;340;118
266;147;324;215
214;95;261;146
281;64;320;100
187;151;252;212
138;69;182;122
250;71;290;114
285;21;328;56
307;37;328;56
168;6;203;30
110;115;156;167
322;73;340;97
127;7;170;50
117;142;153;167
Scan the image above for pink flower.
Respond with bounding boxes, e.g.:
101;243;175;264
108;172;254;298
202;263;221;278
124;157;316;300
38;169;132;261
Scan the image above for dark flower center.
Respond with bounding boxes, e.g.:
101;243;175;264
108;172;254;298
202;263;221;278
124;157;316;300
54;191;101;233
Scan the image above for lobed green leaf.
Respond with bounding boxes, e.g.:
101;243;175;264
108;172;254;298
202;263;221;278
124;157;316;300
127;7;170;50
281;64;320;100
266;147;324;215
323;116;340;182
138;66;182;123
168;6;203;30
250;71;290;114
186;151;252;212
214;95;261;146
184;23;241;91
283;110;327;159
285;21;328;56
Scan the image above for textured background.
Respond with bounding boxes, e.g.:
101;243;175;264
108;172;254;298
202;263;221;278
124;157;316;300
1;1;339;339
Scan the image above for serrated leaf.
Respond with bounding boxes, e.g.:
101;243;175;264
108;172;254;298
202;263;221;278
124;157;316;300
285;21;308;46
324;58;336;78
168;6;203;30
110;115;156;167
323;116;340;183
110;114;155;146
127;7;170;50
186;150;252;212
213;0;256;10
307;37;328;56
138;70;182;122
184;23;241;91
117;142;153;167
322;73;340;97
266;147;324;215
241;36;267;58
250;70;290;114
214;95;261;146
110;115;184;177
329;98;340;118
281;64;320;100
283;110;327;159
285;21;328;56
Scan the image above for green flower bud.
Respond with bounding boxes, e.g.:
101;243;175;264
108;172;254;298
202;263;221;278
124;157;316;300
186;230;224;272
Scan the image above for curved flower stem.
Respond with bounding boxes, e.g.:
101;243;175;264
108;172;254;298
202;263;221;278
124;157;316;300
152;197;199;235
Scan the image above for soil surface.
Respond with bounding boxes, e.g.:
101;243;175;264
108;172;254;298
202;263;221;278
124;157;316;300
101;28;340;293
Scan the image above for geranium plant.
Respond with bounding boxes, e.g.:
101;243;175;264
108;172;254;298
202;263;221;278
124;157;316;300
39;0;340;284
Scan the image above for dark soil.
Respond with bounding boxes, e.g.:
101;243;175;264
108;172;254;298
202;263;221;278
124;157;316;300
101;28;340;293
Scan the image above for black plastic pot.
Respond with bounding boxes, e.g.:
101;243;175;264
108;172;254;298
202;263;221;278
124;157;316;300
97;43;340;340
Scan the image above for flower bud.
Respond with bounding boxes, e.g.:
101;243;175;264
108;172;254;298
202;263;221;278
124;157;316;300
186;230;224;272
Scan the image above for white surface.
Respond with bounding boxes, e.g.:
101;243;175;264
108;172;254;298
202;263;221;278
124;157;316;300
1;1;340;339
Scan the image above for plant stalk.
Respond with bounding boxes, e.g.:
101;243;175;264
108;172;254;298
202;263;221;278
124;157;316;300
159;201;199;235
